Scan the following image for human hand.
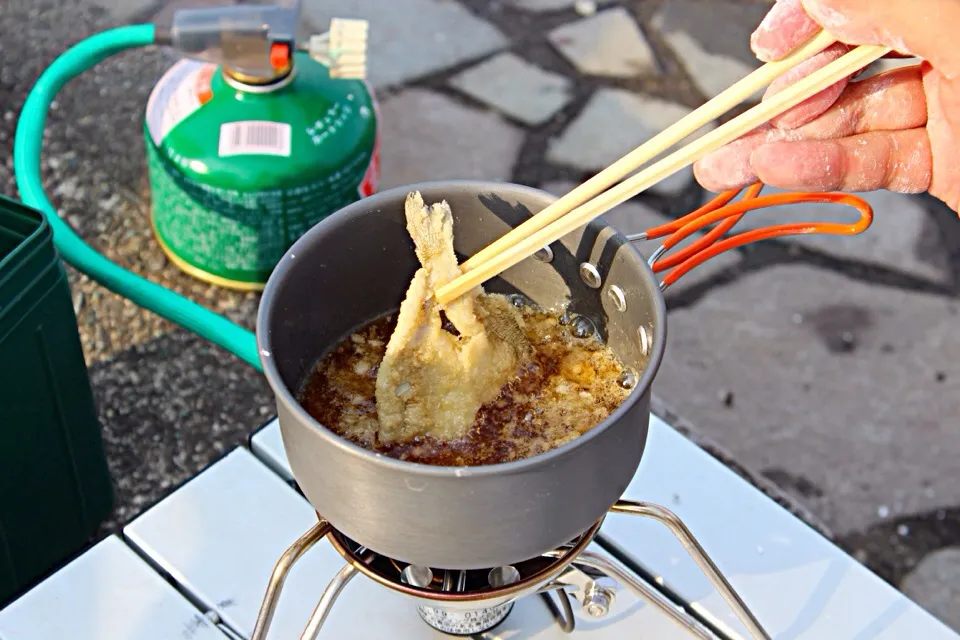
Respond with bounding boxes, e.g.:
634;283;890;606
693;0;960;213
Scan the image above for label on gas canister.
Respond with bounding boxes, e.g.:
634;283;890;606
217;121;293;157
144;57;380;286
146;60;216;146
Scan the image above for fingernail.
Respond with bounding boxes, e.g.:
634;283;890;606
752;0;821;62
694;160;756;192
751;2;792;62
695;148;759;191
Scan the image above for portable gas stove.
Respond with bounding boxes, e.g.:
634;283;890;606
250;501;758;639
1;413;957;640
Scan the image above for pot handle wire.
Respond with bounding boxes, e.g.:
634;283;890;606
626;184;874;291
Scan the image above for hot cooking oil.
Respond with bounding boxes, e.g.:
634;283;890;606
298;296;641;466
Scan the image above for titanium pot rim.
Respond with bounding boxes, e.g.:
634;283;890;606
256;179;668;480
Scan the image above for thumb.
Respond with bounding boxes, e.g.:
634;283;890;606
802;0;960;79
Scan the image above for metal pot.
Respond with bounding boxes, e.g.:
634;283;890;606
256;180;667;570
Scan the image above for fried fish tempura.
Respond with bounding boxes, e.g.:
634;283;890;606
374;192;530;444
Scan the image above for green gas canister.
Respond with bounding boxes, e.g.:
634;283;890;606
143;7;379;290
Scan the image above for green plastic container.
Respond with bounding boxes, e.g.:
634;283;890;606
0;195;113;605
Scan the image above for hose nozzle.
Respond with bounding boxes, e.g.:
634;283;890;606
304;18;369;79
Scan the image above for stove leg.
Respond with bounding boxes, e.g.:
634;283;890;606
562;550;715;639
251;520;333;640
299;563;359;640
611;500;772;640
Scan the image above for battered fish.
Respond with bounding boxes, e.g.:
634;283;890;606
374;192;529;444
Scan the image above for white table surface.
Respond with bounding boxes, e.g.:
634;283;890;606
2;413;956;639
0;535;226;640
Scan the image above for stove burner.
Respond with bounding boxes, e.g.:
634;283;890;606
249;500;773;640
326;521;601;635
406;567;515;636
401;565;520;634
327;519;600;603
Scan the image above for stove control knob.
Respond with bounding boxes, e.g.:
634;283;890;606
582;584;615;618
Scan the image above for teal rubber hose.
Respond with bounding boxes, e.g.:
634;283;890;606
14;24;262;371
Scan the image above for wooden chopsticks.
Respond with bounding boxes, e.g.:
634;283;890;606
435;35;891;307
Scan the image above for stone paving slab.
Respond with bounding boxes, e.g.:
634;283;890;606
656;264;960;536
650;0;768;101
301;0;507;89
377;88;525;189
547;88;713;196
449;52;574;125
902;548;960;631
548;6;658;78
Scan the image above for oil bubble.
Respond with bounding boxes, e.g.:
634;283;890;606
571;316;596;339
617;370;638;389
